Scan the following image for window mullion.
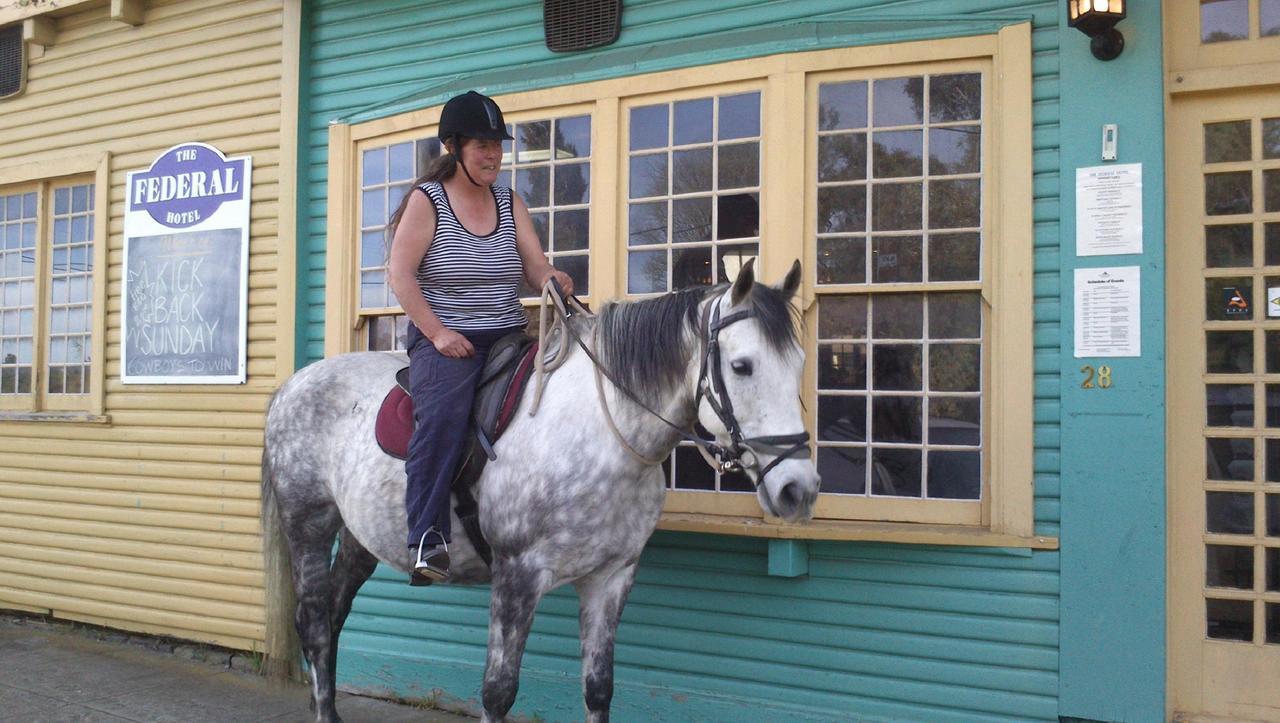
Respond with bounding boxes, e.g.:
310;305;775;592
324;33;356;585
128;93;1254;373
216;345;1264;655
31;181;49;410
592;96;620;302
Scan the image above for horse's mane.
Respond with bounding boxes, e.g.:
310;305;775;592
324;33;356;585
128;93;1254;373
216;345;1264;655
596;283;799;406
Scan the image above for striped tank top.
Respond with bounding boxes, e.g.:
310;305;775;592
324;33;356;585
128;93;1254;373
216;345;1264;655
415;181;527;333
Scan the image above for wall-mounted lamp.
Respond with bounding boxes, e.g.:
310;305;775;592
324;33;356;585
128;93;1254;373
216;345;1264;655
1068;0;1126;61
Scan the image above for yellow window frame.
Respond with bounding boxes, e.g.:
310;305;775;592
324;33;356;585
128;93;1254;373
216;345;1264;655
326;27;1042;546
0;152;109;420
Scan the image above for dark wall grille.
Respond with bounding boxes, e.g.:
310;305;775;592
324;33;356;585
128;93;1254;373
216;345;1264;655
0;24;23;99
543;0;621;52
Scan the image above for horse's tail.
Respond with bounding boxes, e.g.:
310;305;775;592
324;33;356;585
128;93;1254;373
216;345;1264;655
259;393;302;681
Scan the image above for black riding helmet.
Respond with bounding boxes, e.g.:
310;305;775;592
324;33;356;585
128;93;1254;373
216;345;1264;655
438;91;513;186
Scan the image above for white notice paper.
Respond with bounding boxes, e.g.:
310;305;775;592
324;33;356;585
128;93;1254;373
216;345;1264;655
1076;163;1143;256
1075;266;1140;358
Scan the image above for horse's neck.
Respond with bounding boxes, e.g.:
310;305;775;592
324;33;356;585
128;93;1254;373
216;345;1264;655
582;317;698;464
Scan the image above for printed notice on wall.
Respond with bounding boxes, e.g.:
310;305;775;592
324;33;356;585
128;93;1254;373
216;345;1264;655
122;143;251;384
1075;266;1140;358
1076;163;1142;256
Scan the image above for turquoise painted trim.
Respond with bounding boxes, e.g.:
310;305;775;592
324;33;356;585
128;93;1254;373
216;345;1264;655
1056;5;1166;722
767;539;808;577
338;15;1034;125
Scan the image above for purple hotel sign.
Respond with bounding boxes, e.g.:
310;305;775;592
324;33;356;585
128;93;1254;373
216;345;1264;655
122;143;252;384
129;144;247;228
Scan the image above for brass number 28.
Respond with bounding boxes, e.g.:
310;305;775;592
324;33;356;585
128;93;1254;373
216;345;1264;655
1080;365;1113;389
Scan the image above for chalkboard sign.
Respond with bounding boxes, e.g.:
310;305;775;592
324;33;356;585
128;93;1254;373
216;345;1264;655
122;143;250;384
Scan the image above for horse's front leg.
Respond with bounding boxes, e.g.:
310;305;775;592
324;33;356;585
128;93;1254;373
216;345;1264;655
481;557;552;723
573;562;638;723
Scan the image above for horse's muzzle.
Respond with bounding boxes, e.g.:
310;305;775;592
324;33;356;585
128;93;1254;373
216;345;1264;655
760;463;820;522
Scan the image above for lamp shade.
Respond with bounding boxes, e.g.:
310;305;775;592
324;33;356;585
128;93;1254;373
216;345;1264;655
1068;0;1126;35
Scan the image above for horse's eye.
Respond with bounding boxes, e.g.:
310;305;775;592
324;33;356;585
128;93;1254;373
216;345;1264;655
730;359;753;376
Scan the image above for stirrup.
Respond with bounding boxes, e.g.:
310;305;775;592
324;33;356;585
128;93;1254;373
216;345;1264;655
410;529;450;586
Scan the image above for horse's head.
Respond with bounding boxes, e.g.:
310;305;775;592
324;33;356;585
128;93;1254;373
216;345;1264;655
694;260;820;522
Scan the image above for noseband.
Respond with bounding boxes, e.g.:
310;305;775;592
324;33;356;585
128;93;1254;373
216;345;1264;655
694;290;812;486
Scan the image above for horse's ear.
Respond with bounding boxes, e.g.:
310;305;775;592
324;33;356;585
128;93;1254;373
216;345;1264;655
730;257;756;306
778;259;801;300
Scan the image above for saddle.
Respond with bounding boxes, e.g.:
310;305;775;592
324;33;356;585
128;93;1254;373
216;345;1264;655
374;332;540;566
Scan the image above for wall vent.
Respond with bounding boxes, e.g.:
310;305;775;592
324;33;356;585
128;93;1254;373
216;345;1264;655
543;0;622;53
0;24;24;100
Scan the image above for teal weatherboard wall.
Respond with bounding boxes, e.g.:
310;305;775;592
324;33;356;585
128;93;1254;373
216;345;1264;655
290;0;1140;719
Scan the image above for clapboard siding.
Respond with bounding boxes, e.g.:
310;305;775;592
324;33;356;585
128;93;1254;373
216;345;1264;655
303;0;1061;719
0;0;287;650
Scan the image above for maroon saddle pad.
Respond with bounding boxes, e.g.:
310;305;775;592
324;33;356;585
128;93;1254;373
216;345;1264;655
374;334;539;461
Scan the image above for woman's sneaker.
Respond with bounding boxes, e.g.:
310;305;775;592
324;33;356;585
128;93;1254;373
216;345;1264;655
410;545;450;586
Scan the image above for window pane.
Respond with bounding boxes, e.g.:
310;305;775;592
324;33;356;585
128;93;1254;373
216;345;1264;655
929;73;981;122
817;237;865;284
556;254;589;296
928;451;980;499
819;296;867;338
1209;330;1253;374
388;142;414;181
929;344;981;392
1207;384;1253;427
872;130;922;179
631;104;669;150
1206;171;1252;215
817;447;867;495
672;198;711;244
672;148;713;194
718;142;759;189
1207;598;1252;641
1206;544;1253;588
929;397;981;446
629;153;668;198
516;166;550;208
872;344;922;391
1269;493;1280;535
872;396;922;443
871;235;922;283
1205;121;1251;163
717;194;759;240
556;115;591;157
928;232;980;281
1207;491;1255;534
1202;0;1249;42
819;133;867;183
819;80;868;131
819;395;866;442
1265;118;1280;159
516;120;551;160
673;444;715;490
929;127;981;175
929;178;981;229
871;447;922;497
554;163;590;205
1206;224;1252;267
554;209;589;252
628;250;667;293
872;182;922;231
629;202;667;246
1206;277;1253;321
930;292;982;338
718;92;760;140
1265;0;1280;36
872;77;923;127
674;97;713;146
818;343;866;390
818;186;867;233
1266;170;1280;212
872;294;923;339
672;246;712;289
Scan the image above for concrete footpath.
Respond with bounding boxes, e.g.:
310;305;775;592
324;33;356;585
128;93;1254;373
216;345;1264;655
0;614;472;722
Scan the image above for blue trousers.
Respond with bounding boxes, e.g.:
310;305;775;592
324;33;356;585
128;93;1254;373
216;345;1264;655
405;324;521;550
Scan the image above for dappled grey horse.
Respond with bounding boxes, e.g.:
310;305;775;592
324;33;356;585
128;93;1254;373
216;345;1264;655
260;260;821;722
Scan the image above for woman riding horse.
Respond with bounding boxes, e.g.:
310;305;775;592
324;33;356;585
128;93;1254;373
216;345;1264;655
386;90;573;585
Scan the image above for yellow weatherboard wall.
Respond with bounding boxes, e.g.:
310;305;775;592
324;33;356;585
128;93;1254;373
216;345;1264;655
0;0;298;651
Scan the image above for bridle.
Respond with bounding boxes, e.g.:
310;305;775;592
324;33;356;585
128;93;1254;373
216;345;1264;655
545;281;811;488
694;290;812;483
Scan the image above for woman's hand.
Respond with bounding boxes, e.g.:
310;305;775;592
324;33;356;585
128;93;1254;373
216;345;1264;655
430;328;475;358
543;268;574;297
